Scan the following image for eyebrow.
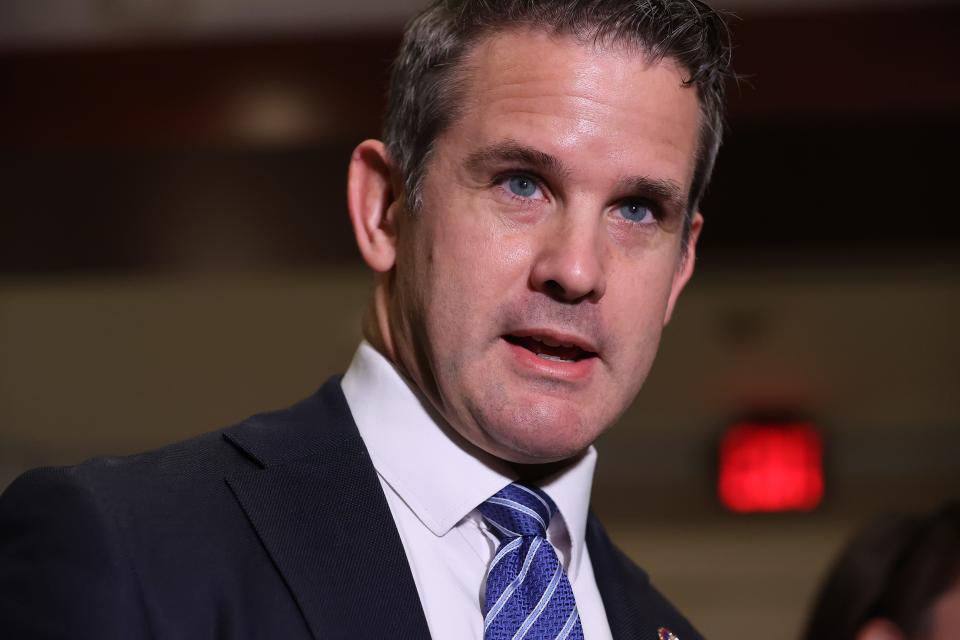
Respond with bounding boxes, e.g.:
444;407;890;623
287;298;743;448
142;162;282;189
464;140;570;180
614;175;688;215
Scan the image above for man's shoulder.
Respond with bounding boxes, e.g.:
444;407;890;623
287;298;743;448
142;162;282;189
0;375;359;534
587;512;705;640
0;382;353;638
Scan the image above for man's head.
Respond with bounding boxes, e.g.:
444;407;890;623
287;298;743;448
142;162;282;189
347;0;732;465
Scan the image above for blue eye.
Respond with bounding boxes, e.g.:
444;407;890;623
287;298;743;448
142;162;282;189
618;201;653;223
506;175;538;198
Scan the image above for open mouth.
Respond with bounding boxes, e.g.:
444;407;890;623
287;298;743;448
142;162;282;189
503;334;598;363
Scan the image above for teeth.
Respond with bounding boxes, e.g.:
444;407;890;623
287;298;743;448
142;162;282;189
536;336;571;348
504;333;593;362
537;352;572;362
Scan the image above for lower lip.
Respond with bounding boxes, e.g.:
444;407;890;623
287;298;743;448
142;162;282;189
503;339;598;382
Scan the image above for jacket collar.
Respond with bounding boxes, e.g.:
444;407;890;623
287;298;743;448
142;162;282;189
222;377;431;640
586;512;703;640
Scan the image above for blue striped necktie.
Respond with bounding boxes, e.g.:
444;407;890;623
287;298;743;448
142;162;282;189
478;483;584;640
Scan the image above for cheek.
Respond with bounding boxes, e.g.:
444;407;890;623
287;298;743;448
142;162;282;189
431;209;532;297
606;260;677;352
419;228;491;341
618;253;679;307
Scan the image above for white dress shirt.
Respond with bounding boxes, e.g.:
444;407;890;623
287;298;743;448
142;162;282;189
341;341;613;640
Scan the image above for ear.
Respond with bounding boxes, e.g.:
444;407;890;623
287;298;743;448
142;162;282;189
347;139;400;273
856;619;906;640
663;211;703;326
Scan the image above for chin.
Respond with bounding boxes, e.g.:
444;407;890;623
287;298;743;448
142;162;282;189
492;442;589;466
475;400;603;465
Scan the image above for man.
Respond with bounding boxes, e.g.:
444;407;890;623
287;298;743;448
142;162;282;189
0;1;731;638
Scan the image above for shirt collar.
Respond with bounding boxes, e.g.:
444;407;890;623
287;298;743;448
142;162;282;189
340;341;597;579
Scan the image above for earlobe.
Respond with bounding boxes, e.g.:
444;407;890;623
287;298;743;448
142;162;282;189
347;139;400;273
662;212;703;326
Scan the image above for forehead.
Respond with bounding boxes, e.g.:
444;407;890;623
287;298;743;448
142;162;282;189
446;28;701;194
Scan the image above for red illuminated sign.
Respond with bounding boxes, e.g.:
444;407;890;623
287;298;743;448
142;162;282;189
718;421;824;513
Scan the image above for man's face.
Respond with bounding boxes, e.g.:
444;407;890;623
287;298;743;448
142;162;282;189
387;29;702;464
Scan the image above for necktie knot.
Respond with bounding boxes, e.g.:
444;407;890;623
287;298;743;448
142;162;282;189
479;483;556;540
478;483;584;639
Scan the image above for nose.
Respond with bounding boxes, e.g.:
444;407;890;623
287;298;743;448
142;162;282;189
529;214;607;304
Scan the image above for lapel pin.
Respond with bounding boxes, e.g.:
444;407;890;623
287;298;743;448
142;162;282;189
658;627;679;640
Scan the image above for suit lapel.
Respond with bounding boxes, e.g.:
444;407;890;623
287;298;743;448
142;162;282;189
586;511;703;640
223;378;431;640
586;511;653;639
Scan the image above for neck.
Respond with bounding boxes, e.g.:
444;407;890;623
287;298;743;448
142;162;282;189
361;277;396;363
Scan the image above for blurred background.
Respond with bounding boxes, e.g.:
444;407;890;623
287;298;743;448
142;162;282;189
1;0;958;637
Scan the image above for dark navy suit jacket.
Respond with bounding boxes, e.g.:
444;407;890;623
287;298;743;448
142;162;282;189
0;377;703;639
